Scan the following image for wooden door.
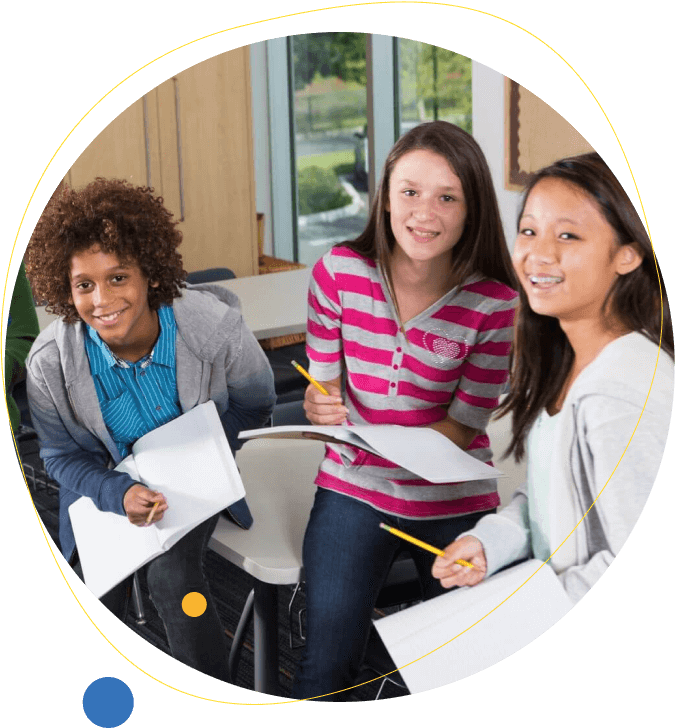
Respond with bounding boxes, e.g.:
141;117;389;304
64;47;259;277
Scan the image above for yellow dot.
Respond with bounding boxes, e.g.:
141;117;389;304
182;591;207;617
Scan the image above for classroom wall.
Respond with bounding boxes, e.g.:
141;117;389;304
472;61;523;251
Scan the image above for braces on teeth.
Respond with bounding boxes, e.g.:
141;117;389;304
529;276;563;284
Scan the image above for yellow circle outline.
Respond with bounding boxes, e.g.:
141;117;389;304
1;1;668;706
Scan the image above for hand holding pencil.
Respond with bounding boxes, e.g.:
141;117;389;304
380;523;486;589
123;484;168;527
293;363;349;426
431;535;487;588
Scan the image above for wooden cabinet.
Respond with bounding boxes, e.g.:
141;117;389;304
65;48;259;277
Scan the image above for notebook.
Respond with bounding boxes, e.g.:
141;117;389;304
239;424;501;483
69;401;244;598
374;559;574;693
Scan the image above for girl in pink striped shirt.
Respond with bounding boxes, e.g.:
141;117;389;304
291;121;518;701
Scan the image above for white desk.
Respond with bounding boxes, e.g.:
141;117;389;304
36;266;312;341
209;437;324;695
219;267;311;340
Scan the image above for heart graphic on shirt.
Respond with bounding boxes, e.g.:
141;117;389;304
422;328;468;362
432;338;462;359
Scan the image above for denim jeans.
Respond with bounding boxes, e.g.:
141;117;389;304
76;514;229;682
290;488;491;701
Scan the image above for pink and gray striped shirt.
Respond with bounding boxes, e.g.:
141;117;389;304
307;246;518;520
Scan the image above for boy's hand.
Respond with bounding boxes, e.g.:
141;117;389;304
123;484;168;526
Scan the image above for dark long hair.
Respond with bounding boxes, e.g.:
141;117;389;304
501;152;673;461
341;121;517;315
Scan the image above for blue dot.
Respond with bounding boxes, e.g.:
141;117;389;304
82;678;134;727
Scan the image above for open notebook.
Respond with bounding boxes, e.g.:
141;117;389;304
69;401;244;598
374;559;573;693
239;424;501;483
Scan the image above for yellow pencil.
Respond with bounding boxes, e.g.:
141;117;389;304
379;523;475;568
146;501;160;525
291;359;330;396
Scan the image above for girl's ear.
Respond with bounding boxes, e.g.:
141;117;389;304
616;243;643;276
149;280;160;289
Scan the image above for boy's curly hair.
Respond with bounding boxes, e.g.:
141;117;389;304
26;178;187;323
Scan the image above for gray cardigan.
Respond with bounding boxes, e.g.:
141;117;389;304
26;283;277;560
465;332;673;603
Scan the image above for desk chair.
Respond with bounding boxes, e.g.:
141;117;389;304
264;344;310;406
185;267;236;284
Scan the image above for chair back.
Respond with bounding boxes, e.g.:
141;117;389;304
186;268;236;284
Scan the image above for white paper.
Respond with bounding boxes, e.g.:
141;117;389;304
239;424;501;483
374;560;573;693
69;497;163;599
69;401;245;598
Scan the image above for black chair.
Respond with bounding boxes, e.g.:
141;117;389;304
264;343;311;406
186;267;236;284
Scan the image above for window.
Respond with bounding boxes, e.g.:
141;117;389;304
397;39;472;135
257;34;473;266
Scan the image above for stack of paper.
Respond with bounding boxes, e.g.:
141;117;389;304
239;424;501;483
69;401;244;598
374;559;573;693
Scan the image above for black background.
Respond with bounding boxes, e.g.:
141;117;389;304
3;3;672;712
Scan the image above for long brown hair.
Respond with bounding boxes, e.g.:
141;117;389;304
501;152;673;461
341;121;517;315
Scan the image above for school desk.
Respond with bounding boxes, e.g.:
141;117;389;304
35;267;312;341
218;267;311;341
208;436;324;696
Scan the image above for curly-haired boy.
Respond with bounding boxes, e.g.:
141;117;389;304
26;178;276;681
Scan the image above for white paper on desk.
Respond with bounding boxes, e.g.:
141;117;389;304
239;424;500;483
70;401;245;599
374;559;573;694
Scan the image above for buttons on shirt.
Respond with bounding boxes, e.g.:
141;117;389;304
390;345;403;393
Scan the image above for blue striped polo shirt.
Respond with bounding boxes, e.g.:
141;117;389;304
84;305;182;458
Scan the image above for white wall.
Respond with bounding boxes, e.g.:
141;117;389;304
472;61;523;251
250;42;273;256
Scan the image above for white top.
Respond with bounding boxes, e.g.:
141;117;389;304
527;409;577;571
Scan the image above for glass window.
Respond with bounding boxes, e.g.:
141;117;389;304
291;33;370;267
266;34;473;265
397;39;472;137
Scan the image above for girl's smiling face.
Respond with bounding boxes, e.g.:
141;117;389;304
386;149;467;268
513;177;642;326
69;245;159;359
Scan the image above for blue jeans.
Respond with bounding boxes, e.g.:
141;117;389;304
291;489;490;701
76;514;229;682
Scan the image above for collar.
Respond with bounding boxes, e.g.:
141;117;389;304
85;305;175;373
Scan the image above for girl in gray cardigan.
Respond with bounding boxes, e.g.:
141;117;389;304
432;153;673;603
